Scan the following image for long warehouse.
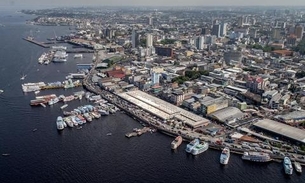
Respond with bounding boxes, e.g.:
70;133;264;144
119;90;210;129
253;119;305;144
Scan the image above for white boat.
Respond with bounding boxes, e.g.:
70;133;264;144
34;90;40;95
283;157;293;175
60;104;68;110
53;51;68;62
191;142;209;155
220;147;230;165
64;117;74;128
48;97;59;105
56;116;65;130
74;54;83;59
294;161;302;173
20;74;27;80
0;90;3;94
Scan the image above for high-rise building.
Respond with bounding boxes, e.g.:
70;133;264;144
195;36;205;50
132;30;140;48
249;28;257;38
146;34;153;47
151;72;160;85
201;27;210;35
295;25;304;39
237;16;244;27
148;17;153;25
220;23;227;37
287;35;297;46
272;28;282;40
212;24;221;37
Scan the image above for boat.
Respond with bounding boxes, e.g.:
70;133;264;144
20;74;27;80
32;128;37;132
70;116;79;126
48;97;59;105
52;45;67;50
191;142;209;155
283;157;293;175
0;89;4;94
83;113;92;122
171;136;183;149
242;152;271;162
60;104;68;110
34;90;40;95
107;133;112;136
74;54;83;59
64;117;74;128
91;112;101;119
185;139;200;153
40;103;46;108
22;82;46;93
2;153;10;156
53;50;68;62
77;115;86;124
220;147;230;165
98;109;109;116
63;95;74;102
56;116;65;130
294;161;302;173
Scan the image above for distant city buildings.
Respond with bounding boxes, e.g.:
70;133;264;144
132;30;140;48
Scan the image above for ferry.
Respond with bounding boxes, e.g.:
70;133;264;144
191;142;209;155
171;136;182;150
185;139;200;153
242;152;271;163
294;161;302;173
220;147;230;165
56;116;65;130
283;157;293;175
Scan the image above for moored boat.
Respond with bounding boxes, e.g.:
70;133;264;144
283;157;293;175
56;116;65;130
171;136;182;149
185;139;200;153
191;142;209;155
294;161;302;173
220;147;230;165
242;152;271;163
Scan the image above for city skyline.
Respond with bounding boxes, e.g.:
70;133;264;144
3;0;305;7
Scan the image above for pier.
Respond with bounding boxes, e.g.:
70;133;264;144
23;37;50;48
40;83;82;90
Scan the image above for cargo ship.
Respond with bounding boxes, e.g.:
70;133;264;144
185;139;200;153
283;157;293;175
171;136;182;149
220;147;230;165
191;142;209;155
242;152;271;162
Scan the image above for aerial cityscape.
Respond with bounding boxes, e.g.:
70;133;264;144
1;2;305;183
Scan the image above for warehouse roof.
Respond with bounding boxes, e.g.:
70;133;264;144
209;107;244;123
253;119;305;143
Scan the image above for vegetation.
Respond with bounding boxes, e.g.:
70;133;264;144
250;44;275;52
103;56;123;67
172;70;209;84
160;39;176;45
292;40;305;55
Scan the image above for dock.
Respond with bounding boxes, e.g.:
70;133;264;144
66;49;94;53
40;82;82;90
23;37;50;48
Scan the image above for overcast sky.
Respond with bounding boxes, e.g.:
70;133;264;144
2;0;305;7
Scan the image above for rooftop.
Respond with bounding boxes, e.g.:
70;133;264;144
253;119;305;143
209;107;244;123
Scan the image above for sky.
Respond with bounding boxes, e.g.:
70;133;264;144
2;0;305;7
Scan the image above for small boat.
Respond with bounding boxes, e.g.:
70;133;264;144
294;161;302;173
34;90;40;95
77;126;82;130
0;89;4;93
171;136;183;150
40;103;46;108
220;147;230;165
60;104;68;110
283;157;293;175
2;153;10;156
107;133;112;136
20;74;27;80
32;128;37;132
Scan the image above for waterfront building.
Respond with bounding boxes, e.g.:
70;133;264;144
200;97;229;115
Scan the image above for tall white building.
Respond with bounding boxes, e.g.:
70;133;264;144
148;17;153;25
146;34;153;47
220;23;227;37
151;72;160;85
